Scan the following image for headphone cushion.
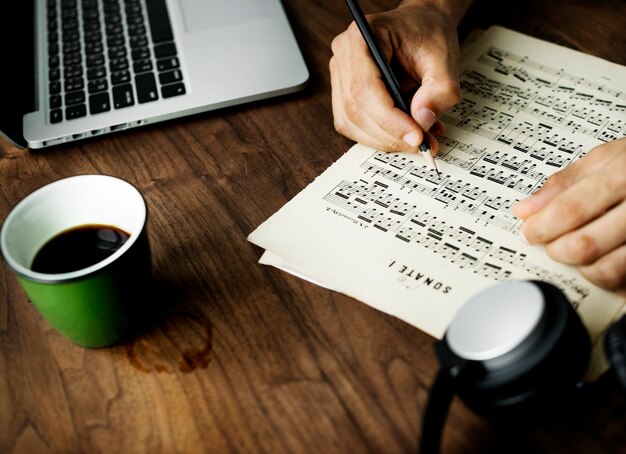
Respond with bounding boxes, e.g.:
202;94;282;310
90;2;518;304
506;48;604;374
455;282;591;415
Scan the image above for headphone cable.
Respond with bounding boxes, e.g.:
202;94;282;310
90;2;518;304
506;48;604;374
419;366;456;454
420;345;485;454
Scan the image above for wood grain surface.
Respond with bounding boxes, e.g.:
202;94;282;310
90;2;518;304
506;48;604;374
2;0;626;452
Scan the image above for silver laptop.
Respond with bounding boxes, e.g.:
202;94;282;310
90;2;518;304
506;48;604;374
1;0;308;149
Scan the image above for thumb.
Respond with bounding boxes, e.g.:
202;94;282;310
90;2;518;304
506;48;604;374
409;56;461;132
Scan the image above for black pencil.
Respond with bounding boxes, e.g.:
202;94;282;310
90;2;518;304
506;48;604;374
343;0;440;175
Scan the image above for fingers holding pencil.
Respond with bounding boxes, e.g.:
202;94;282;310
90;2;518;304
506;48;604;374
330;28;435;154
330;1;466;162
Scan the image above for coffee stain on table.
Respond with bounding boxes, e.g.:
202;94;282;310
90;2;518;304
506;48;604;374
124;312;212;374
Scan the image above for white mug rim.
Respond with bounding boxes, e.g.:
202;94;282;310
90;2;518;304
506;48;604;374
0;174;147;283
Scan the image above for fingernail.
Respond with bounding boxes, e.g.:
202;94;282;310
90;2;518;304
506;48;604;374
415;108;437;132
403;132;420;147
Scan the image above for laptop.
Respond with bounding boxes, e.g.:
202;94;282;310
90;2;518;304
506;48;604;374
1;0;309;149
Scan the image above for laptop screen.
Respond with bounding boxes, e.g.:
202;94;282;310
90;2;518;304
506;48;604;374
0;1;35;148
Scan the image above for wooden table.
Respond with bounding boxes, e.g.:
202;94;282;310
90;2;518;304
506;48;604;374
2;0;626;452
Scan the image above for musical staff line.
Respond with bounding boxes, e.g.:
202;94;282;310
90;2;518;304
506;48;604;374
323;177;590;305
450;68;626;143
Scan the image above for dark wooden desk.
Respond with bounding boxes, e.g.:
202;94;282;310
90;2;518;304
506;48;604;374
2;1;626;452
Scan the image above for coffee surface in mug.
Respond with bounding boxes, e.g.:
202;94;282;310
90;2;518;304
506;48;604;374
31;224;130;274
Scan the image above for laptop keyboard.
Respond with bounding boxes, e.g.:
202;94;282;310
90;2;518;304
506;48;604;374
47;0;186;124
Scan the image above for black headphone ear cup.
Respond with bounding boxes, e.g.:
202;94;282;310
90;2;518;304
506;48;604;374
604;313;626;390
450;282;591;416
422;282;592;453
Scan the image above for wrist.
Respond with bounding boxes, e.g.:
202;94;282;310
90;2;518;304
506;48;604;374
397;0;474;25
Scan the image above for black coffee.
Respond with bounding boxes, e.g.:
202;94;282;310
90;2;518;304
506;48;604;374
31;224;130;274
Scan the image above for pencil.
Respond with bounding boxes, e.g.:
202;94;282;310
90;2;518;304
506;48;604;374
343;0;440;175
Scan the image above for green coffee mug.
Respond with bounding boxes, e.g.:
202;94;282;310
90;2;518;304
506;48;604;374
0;175;151;348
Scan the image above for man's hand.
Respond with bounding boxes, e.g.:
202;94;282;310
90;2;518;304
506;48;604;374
513;137;626;295
329;0;472;154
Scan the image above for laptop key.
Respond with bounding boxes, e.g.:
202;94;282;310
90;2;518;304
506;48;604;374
131;47;150;61
133;59;153;73
157;57;179;71
49;55;60;68
83;19;100;32
106;23;123;35
61;8;77;21
85;41;103;55
50;81;61;94
87;65;106;80
63;40;81;53
50;109;63;123
154;42;176;59
145;0;174;43
113;84;135;108
62;18;79;32
103;2;120;14
135;73;158;103
65;90;86;105
62;30;80;42
89;92;111;114
126;13;144;26
47;6;57;20
64;77;84;92
48;43;59;56
128;24;146;37
158;69;182;84
50;95;62;109
63;52;82;67
83;8;99;21
48;19;58;33
108;46;127;60
84;31;102;44
129;35;148;49
64;64;83;78
104;13;122;25
48;30;59;44
66;104;87;120
111;70;131;85
87;53;105;67
125;6;142;17
107;35;125;48
49;68;61;81
161;83;185;98
110;58;129;72
88;78;108;93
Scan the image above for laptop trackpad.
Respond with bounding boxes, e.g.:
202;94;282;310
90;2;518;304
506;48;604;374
178;0;276;33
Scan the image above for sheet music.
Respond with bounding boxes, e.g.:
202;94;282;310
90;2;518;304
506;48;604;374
248;26;626;378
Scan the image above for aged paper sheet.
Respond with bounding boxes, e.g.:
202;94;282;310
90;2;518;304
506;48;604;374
248;26;626;376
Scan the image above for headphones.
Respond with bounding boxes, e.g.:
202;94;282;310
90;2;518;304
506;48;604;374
420;280;626;453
